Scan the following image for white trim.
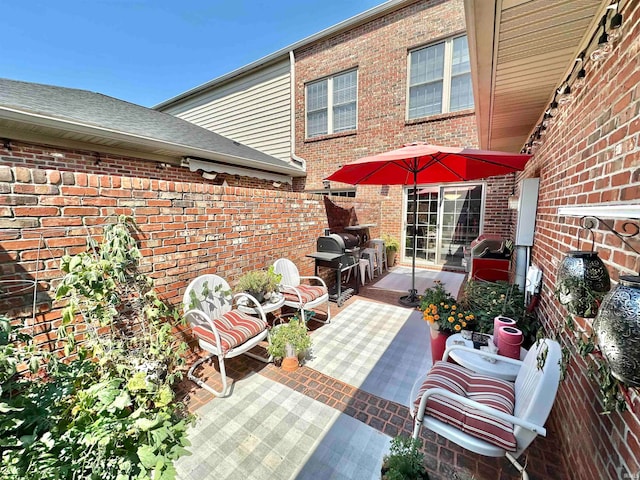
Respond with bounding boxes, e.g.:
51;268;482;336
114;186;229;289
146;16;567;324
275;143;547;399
187;158;292;184
558;204;640;220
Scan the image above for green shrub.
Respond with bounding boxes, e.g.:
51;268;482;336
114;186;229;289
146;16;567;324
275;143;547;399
1;216;193;480
381;436;427;480
267;317;312;359
460;279;540;348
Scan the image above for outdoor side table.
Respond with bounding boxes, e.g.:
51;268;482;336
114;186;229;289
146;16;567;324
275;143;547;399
444;333;527;381
237;293;285;316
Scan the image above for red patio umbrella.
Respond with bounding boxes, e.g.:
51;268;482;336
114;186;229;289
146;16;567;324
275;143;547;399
326;142;531;306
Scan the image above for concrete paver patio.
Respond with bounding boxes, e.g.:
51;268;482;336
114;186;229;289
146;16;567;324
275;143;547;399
175;267;570;480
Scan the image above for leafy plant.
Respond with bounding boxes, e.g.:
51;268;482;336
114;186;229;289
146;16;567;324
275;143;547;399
555;276;607;318
0;215;194;479
459;279;540;348
381;436;428;480
267;317;312;359
382;234;400;252
234;266;282;301
419;281;455;311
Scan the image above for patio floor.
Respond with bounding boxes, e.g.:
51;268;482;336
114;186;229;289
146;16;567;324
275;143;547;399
175;267;570;480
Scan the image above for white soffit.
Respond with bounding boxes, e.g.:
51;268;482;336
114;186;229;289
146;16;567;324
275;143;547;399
465;0;604;152
187;158;292;184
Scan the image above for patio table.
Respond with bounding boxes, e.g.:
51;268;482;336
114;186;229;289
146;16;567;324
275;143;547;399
237;293;285;316
445;333;527;381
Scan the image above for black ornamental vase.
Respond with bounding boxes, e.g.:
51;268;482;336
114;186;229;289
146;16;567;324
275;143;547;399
594;275;640;387
556;251;611;318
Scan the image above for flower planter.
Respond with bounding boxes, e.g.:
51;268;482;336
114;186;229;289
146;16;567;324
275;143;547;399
430;328;450;364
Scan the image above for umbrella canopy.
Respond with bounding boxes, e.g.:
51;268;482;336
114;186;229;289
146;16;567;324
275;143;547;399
326;142;531;306
326;142;530;185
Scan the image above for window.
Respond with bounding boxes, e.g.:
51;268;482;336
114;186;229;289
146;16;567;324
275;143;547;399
310;189;356;198
306;70;357;138
408;35;473;119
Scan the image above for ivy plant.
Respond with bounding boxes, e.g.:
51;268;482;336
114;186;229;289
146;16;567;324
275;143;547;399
1;215;193;479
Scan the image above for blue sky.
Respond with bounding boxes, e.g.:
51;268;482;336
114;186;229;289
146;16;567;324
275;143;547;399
4;0;383;107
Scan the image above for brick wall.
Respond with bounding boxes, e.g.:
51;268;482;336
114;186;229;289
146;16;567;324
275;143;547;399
292;0;511;247
0;140;298;192
523;2;640;478
0;142;379;354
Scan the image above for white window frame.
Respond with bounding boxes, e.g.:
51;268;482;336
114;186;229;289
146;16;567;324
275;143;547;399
407;35;472;120
305;69;358;138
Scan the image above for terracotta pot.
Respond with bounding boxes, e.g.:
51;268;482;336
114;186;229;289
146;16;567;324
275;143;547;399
430;328;451;364
281;356;299;372
387;249;397;267
594;275;640;387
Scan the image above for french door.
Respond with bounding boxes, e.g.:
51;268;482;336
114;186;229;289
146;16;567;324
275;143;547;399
404;184;484;268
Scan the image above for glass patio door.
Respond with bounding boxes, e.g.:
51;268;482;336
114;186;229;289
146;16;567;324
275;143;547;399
404;184;483;268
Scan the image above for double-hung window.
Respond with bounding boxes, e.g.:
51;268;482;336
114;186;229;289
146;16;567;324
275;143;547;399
306;69;357;138
408;35;473;119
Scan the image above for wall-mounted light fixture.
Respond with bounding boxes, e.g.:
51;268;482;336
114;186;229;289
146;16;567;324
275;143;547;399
202;172;217;180
322;180;331;190
272;181;282;188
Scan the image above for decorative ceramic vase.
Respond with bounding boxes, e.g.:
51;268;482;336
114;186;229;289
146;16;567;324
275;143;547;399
594;275;640;387
556;251;611;318
493;316;517;347
497;326;523;359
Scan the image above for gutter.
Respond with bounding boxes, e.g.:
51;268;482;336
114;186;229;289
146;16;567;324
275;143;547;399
289;50;306;169
0;106;306;177
153;0;416;110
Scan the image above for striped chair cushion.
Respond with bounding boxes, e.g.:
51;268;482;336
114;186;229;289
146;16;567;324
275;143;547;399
192;310;267;354
413;361;517;451
282;284;327;305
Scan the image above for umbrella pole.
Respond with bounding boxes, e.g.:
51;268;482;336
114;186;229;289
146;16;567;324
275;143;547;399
399;169;420;307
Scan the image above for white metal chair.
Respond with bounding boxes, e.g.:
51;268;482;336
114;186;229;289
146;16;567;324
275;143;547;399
369;238;388;273
410;338;562;480
273;258;331;324
183;274;271;397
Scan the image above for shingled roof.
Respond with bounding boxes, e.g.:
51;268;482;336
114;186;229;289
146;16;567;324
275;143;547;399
0;77;304;177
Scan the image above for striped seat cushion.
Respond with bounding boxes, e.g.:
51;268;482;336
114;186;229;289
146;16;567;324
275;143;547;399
413;361;517;451
192;310;267;354
282;284;327;305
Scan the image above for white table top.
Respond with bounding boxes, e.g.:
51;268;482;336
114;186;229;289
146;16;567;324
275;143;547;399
445;333;526;381
237;293;285;315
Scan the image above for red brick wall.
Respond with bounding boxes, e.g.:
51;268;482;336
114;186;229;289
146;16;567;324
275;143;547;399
292;0;511;247
0;140;297;192
523;2;640;478
0;142;379;354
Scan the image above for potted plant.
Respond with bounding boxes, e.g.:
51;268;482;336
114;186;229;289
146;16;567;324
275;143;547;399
419;281;476;363
267;317;312;371
234;266;282;304
381;436;429;479
382;233;400;267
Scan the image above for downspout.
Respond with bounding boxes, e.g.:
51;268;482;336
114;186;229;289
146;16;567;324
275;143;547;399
289;50;307;170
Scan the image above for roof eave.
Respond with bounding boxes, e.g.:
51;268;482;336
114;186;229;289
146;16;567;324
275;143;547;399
0;107;306;177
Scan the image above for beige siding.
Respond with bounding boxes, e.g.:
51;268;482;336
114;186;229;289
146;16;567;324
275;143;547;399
163;59;292;162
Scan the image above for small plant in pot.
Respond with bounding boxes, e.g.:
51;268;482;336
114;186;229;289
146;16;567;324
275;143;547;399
381;436;429;479
267;317;312;371
234;266;282;304
382;233;400;267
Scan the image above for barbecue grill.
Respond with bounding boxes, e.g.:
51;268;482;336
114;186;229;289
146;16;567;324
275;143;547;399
306;232;362;306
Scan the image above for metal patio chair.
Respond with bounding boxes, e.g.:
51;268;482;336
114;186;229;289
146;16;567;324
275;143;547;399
183;274;271;397
410;338;562;480
273;258;331;324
